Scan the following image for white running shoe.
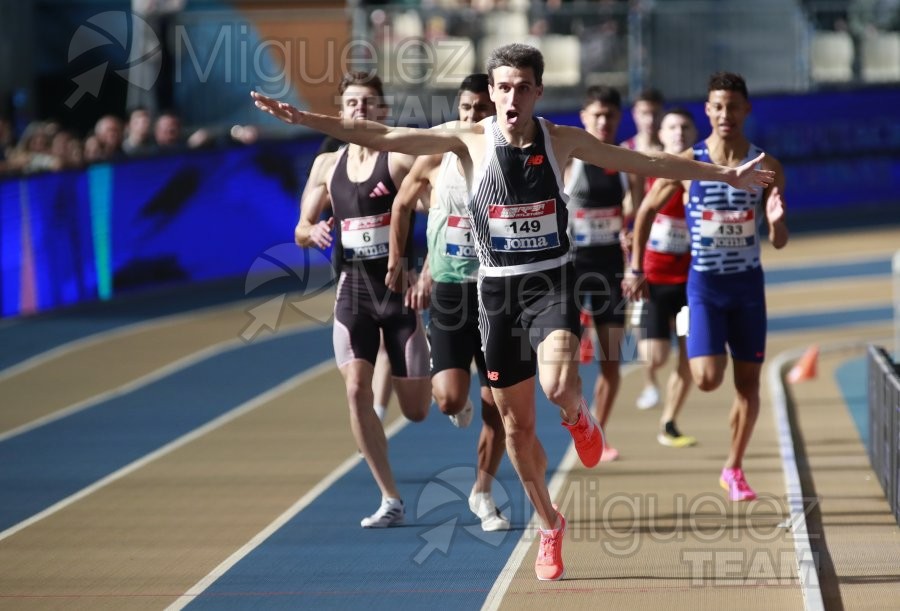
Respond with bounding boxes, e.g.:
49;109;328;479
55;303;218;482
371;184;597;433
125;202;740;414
636;385;660;410
468;491;510;531
449;398;474;429
360;498;405;528
374;404;387;422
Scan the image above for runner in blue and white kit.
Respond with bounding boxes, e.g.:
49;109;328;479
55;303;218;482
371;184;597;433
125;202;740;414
624;72;788;502
253;48;775;580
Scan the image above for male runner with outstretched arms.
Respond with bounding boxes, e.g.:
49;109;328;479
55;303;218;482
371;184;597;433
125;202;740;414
387;73;510;532
254;46;774;580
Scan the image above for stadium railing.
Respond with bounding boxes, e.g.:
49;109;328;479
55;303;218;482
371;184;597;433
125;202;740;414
867;344;900;527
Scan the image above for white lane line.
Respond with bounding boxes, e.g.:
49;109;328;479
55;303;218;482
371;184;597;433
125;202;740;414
166;415;411;611
481;447;577;611
0;297;269;383
0;313;192;383
0;321;316;444
482;363;639;611
0;361;334;544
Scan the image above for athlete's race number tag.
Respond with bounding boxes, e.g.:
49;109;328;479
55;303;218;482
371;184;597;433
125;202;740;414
488;199;560;252
649;214;690;254
341;212;390;260
572;208;622;246
698;209;755;249
445;215;477;259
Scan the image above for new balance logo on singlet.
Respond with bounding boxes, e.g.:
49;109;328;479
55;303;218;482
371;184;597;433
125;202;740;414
369;182;390;198
524;154;544;166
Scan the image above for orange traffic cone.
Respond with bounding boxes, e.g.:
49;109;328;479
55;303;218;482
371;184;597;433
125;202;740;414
579;311;594;364
787;345;818;383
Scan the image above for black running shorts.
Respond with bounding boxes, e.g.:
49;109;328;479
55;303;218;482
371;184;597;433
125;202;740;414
477;263;581;388
333;270;429;377
573;259;627;327
428;281;488;386
642;281;688;340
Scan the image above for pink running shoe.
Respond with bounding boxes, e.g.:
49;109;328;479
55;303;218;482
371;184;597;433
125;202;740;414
535;511;567;581
599;445;620;463
720;468;757;501
561;400;604;467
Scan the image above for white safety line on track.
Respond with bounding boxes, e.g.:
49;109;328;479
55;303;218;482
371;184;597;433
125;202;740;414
0;361;334;543
481;363;640;611
0;321;317;443
166;413;411;611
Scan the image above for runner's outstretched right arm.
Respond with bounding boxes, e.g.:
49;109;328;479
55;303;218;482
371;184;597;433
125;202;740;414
252;92;470;157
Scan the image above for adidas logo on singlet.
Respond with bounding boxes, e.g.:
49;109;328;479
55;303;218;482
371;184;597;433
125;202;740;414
369;181;390;198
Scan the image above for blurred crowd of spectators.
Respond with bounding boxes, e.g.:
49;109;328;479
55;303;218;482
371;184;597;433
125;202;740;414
0;109;260;177
804;0;900;32
368;0;630;80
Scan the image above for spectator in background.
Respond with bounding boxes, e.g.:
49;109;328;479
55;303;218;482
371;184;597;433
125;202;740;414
0;117;12;151
228;124;259;145
94;115;125;160
583;19;626;69
129;0;186;113
153;112;183;150
7;121;58;173
0;116;12;172
185;123;260;149
849;0;900;34
50;130;84;170
123;107;154;155
83;135;105;164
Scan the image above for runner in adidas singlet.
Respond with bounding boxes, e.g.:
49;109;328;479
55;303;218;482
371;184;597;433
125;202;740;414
624;73;788;502
387;74;510;532
292;73;431;530
317;135;393;421
329;146;428;376
564;85;629;461
632;109;697;448
254;45;776;579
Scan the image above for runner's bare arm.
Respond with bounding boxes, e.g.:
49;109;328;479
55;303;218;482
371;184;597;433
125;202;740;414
555;124;775;191
622;177;683;301
295;153;336;249
408;256;432;311
386;154;441;292
252;92;471;157
763;156;788;249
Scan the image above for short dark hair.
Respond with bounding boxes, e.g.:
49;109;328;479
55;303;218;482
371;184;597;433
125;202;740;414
583;85;621;109
338;71;385;102
660;107;695;125
634;88;664;106
707;72;748;99
459;73;489;95
486;44;544;87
